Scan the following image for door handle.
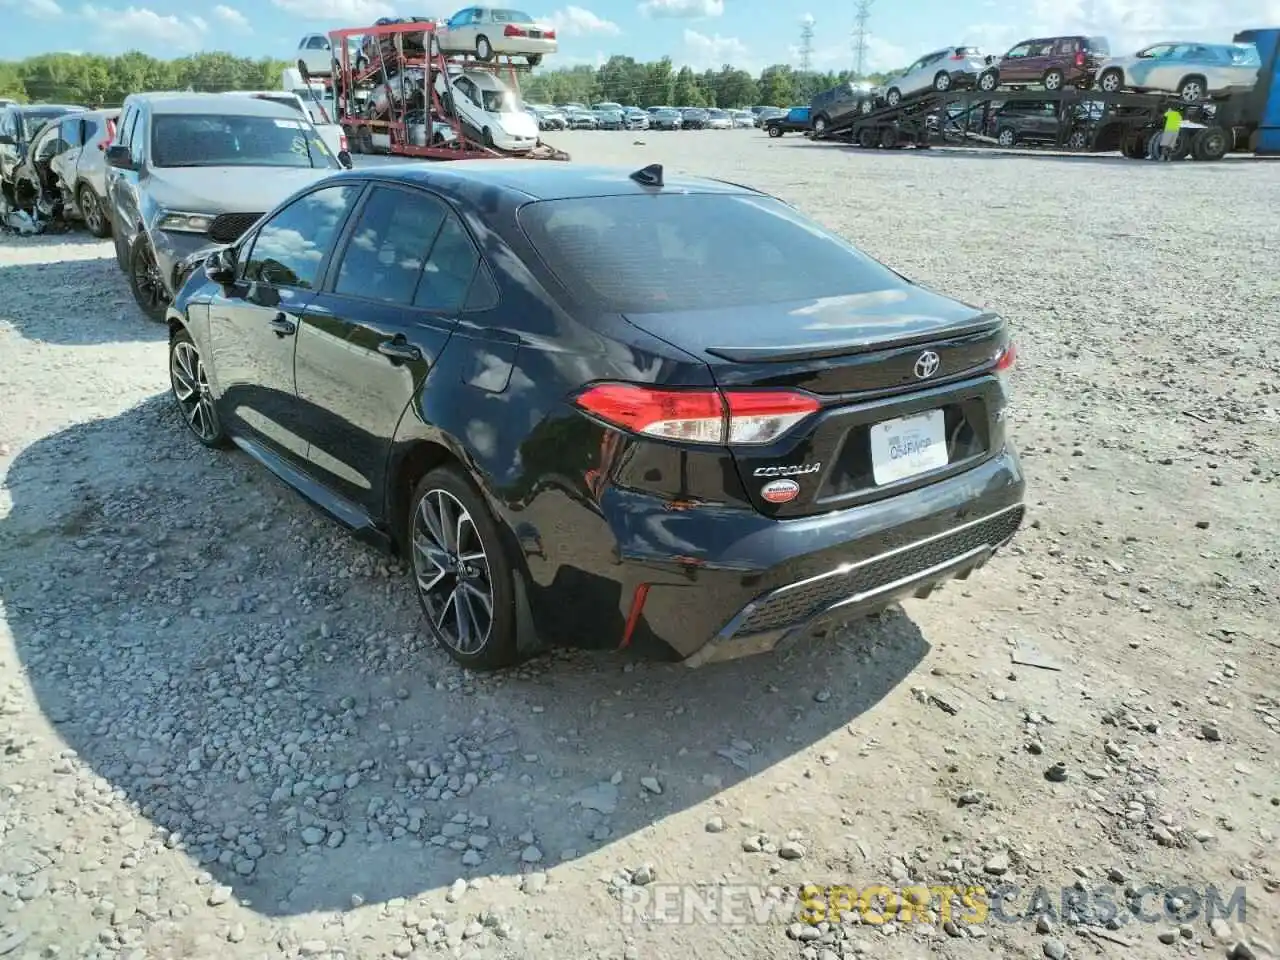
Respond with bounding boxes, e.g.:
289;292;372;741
377;338;422;362
269;313;296;336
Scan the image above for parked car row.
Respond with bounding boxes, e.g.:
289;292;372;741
524;102;763;131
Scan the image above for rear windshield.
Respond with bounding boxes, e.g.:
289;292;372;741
955;46;983;57
1227;43;1261;66
518;194;902;314
21;108;72;137
492;9;532;21
1085;36;1109;53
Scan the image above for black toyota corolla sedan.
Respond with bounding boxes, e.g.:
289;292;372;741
165;161;1025;670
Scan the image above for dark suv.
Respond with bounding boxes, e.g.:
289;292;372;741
809;82;875;136
988;98;1104;148
994;35;1110;90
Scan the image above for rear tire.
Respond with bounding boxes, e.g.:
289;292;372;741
885;87;901;107
77;184;111;238
1098;68;1123;93
526;54;541;67
997;126;1017;147
1177;76;1206;103
1191;126;1228;161
813;114;828;135
977;69;998;92
879;126;898;149
408;465;520;670
475;35;493;61
857;127;876;149
1042;68;1064;91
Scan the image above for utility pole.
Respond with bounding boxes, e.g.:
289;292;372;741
852;0;872;79
799;15;814;74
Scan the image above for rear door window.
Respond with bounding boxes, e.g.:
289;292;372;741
518;193;902;314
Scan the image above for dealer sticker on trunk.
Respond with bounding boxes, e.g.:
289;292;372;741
870;409;949;485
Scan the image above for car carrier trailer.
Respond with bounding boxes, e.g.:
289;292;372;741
305;19;568;162
813;28;1280;162
812;87;1257;160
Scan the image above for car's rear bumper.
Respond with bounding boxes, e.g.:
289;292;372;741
588;445;1025;665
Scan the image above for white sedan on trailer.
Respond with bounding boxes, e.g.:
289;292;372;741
435;67;540;151
433;7;557;66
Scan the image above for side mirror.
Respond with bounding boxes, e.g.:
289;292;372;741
0;134;14;146
204;248;236;284
338;149;353;169
105;144;135;170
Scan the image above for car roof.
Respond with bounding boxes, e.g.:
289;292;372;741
322;162;764;203
16;104;81;112
127;93;303;118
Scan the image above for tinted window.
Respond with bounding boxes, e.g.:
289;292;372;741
1005;44;1031;57
151;114;339;168
518;194;903;314
243;184;361;288
491;9;532;21
415;214;479;312
59;117;84;147
334;187;447;304
306;35;328;49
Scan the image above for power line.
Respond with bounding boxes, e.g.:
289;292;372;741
799;15;814;74
852;0;872;79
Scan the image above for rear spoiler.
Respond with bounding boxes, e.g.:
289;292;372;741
705;313;1004;363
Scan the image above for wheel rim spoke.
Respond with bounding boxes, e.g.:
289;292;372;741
411;487;494;656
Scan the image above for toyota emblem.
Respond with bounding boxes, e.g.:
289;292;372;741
913;350;940;379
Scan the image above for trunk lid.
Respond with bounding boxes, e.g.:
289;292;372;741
621;288;1012;518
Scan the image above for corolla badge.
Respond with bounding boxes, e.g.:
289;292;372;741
760;479;800;504
753;463;821;477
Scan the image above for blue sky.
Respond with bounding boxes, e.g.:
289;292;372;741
2;0;1275;70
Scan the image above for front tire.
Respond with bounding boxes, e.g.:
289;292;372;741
78;183;110;238
128;235;168;323
766;124;782;138
408;466;519;670
997;126;1017;147
1178;76;1206;103
1098;68;1123;93
977;69;998;92
169;328;227;448
812;114;828;135
885;87;901;107
526;54;541;67
475;35;493;61
933;71;952;92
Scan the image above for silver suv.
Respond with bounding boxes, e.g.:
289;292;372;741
105;92;350;321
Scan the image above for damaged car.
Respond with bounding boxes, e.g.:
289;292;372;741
0;102;83;217
8;109;119;236
105;92;345;322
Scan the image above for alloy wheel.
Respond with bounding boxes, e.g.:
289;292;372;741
412;488;494;655
170;341;218;442
1180;80;1203;102
132;241;169;317
79;187;103;235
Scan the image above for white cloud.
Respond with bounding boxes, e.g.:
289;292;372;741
270;0;399;20
639;0;722;19
27;0;64;17
211;3;249;29
681;28;749;70
962;0;1268;56
80;4;207;48
792;34;908;74
190;13;206;29
540;5;619;36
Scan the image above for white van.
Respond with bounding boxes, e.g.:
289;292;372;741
434;68;538;152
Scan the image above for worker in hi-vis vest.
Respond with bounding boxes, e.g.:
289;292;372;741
1158;106;1183;161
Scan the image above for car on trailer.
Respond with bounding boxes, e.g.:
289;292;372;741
988;35;1111;91
433;6;557;66
1094;41;1262;102
763;106;810;137
880;47;999;108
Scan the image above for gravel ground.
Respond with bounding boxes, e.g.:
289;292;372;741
1;132;1277;960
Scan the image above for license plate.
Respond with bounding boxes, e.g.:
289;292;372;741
870;409;949;485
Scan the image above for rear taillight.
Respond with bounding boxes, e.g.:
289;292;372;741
572;383;821;445
1075;51;1085;66
339;132;348;151
994;342;1017;372
951;53;965;60
504;24;527;36
544;28;556;38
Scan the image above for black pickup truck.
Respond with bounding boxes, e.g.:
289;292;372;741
764;106;812;137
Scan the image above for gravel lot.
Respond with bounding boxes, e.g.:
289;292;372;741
1;131;1277;960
